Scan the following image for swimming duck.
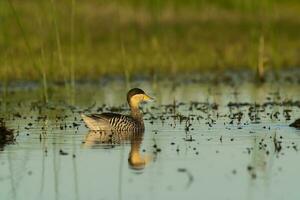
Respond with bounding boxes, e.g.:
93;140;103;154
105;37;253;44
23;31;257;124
81;88;153;131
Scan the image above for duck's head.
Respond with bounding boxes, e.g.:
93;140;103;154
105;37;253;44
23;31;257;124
127;88;154;107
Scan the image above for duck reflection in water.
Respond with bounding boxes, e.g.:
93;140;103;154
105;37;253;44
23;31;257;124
83;129;151;170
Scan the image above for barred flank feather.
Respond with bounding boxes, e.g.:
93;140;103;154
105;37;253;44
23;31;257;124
81;113;144;131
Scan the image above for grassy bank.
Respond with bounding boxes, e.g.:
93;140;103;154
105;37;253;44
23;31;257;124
0;0;300;81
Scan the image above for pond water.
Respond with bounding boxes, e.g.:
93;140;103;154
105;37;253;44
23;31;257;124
0;78;300;200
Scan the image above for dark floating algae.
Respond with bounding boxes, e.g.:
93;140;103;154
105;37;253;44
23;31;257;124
59;149;69;156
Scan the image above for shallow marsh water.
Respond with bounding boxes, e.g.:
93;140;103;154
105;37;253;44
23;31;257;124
0;79;300;200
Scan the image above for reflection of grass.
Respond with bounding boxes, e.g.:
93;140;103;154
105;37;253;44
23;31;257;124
1;1;300;81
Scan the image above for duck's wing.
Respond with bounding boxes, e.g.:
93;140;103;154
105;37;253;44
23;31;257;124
81;113;138;131
81;113;113;130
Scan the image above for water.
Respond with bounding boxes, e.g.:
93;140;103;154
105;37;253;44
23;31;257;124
0;79;300;200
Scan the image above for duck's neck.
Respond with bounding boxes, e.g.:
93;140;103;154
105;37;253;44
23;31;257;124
130;103;143;121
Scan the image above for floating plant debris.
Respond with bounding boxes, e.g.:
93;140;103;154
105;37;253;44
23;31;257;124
0;118;15;150
59;149;69;156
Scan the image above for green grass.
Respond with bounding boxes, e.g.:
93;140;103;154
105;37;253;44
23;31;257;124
1;0;300;81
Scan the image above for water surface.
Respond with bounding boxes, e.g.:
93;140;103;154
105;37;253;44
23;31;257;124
0;80;300;200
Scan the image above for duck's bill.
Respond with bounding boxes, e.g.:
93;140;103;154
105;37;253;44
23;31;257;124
143;94;155;102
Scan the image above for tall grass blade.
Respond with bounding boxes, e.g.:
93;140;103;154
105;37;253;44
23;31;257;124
257;35;265;82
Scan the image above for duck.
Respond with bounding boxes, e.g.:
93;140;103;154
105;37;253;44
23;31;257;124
81;88;153;131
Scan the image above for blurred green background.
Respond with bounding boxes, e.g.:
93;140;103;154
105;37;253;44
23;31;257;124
1;0;300;81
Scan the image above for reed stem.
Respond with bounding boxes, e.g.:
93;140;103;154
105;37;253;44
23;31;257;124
257;35;265;82
70;0;76;96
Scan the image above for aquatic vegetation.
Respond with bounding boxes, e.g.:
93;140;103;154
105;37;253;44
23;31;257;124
1;1;300;81
0;118;14;150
